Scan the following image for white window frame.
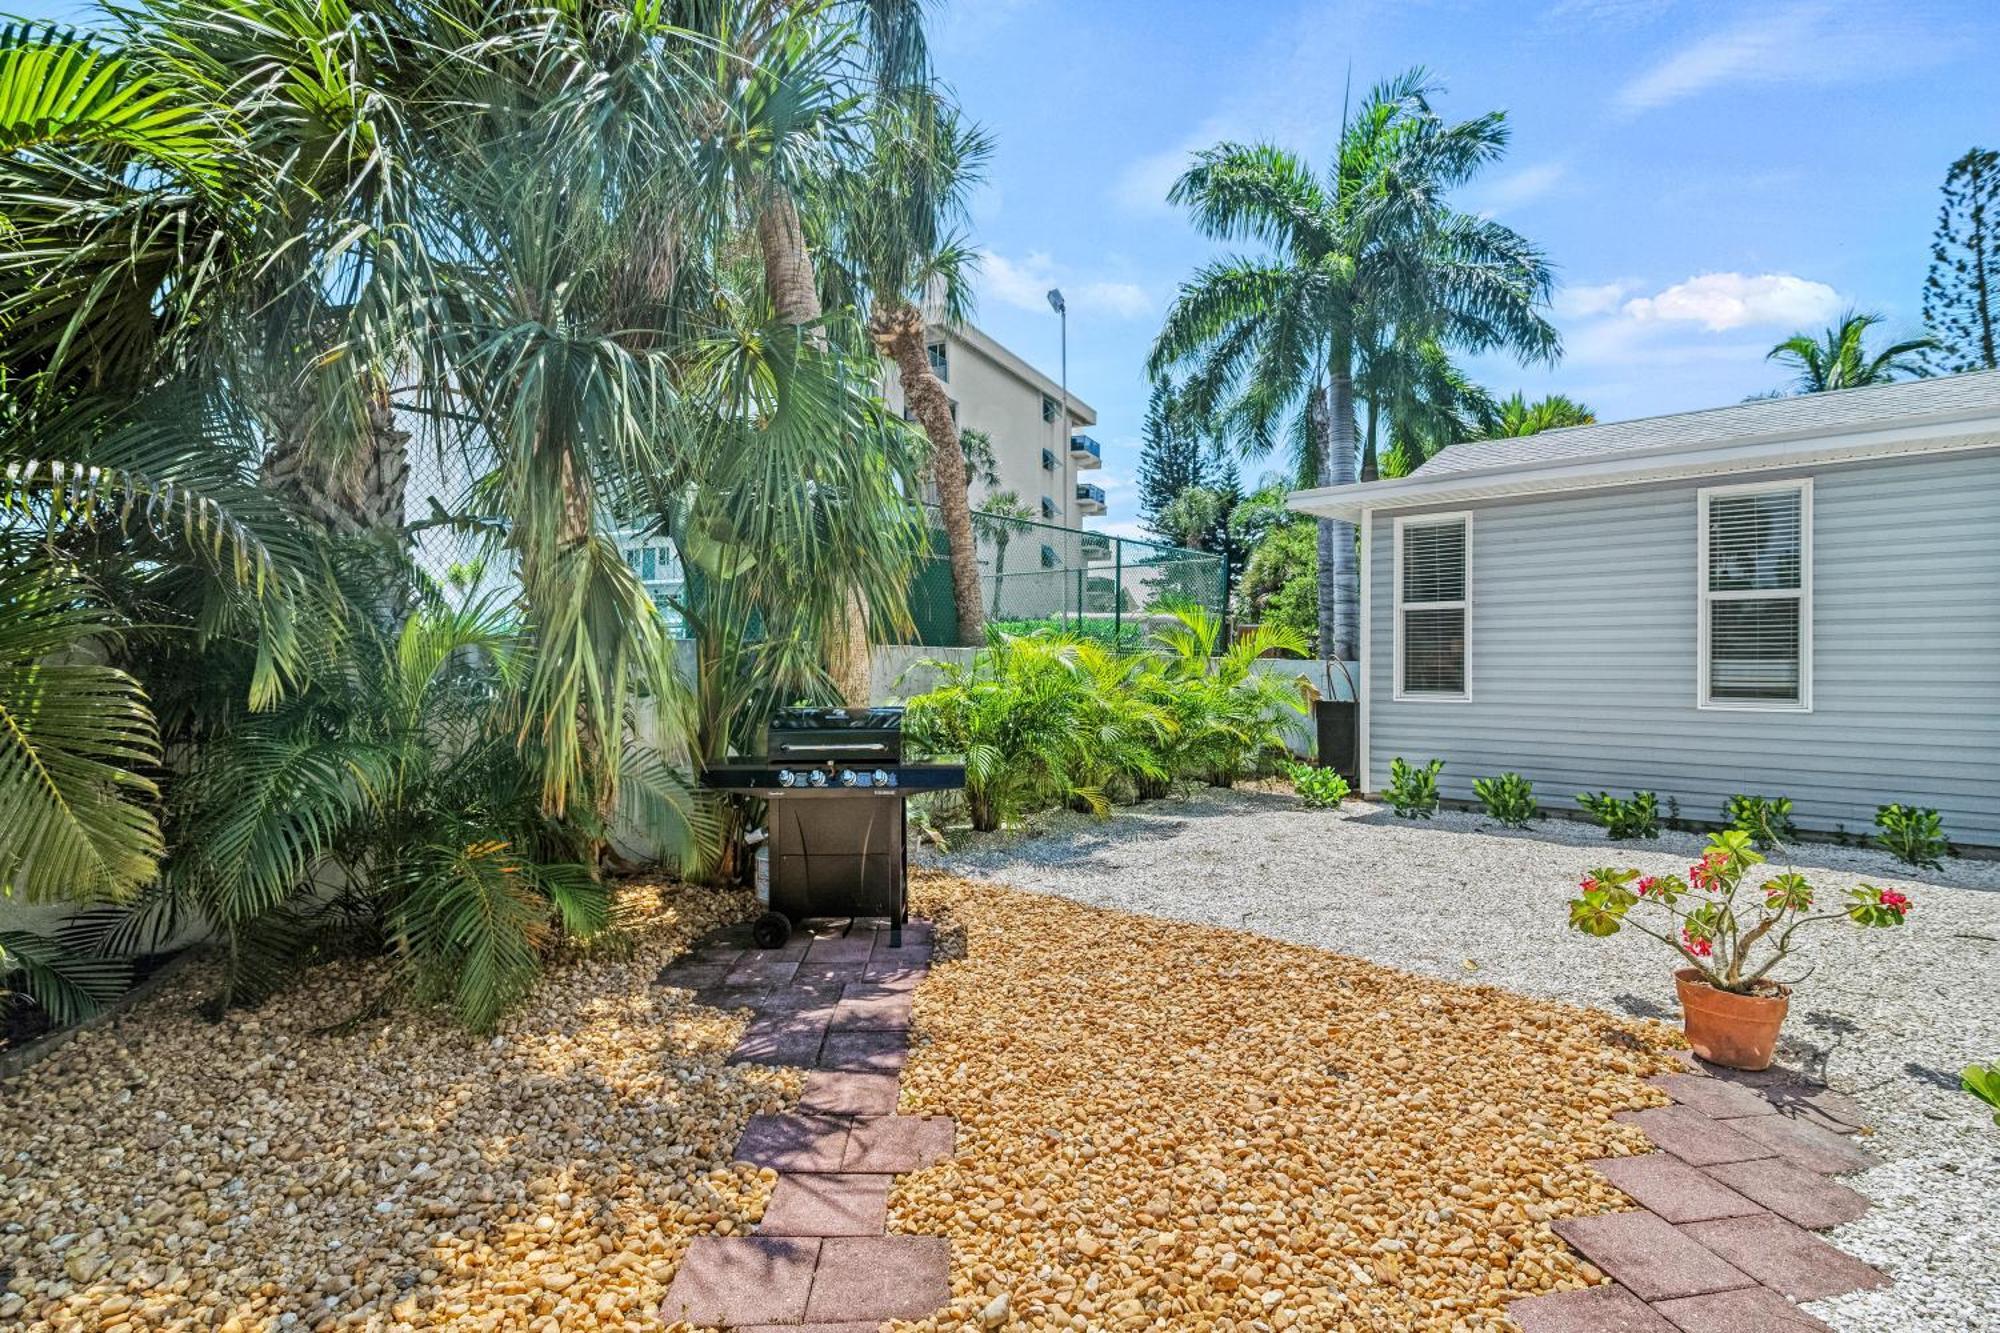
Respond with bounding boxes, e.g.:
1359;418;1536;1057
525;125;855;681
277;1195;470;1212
1697;478;1812;713
1392;511;1472;703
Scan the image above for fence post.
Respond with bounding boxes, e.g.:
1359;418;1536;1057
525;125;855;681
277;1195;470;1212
1113;538;1123;648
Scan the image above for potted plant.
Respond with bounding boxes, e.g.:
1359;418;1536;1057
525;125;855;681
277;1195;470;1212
1565;830;1911;1070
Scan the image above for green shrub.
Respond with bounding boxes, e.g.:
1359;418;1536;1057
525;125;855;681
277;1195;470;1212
1963;1063;2000;1127
1577;790;1660;840
1874;804;1947;870
1386;757;1443;818
1724;794;1796;848
1472;772;1538;827
1285;761;1350;809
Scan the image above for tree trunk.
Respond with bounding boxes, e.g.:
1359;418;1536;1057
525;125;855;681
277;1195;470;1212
1322;352;1361;665
755;191;873;705
1360;398;1380;483
259;376;410;538
874;303;984;647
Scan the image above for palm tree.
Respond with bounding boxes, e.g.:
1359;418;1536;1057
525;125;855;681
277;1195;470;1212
1151;70;1557;661
1483;391;1596;437
975;489;1037;618
1768;310;1937;394
1361;335;1498;479
839;88;994;646
1157;487;1226;551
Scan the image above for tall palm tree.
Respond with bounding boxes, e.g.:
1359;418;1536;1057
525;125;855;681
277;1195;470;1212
1360;335;1498;479
838;88;994;646
1768;310;1937;394
1151;70;1557;661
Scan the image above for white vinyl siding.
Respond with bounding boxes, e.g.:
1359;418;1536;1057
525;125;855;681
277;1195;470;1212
1394;513;1470;700
1699;480;1811;711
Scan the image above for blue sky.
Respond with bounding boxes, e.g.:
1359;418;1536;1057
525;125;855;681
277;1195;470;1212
17;0;1995;538
930;0;1999;537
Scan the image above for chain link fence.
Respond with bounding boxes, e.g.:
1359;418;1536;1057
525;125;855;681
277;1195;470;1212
909;506;1226;649
404;443;1224;651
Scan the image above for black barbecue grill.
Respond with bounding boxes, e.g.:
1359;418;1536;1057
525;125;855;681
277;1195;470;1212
700;706;964;949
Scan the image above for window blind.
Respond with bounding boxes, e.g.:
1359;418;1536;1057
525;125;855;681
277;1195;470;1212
1399;517;1468;696
1704;487;1805;705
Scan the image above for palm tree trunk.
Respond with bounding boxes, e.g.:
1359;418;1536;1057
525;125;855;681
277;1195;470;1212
259;377;410;539
1361;398;1380;483
755;191;873;705
873;304;984;645
1325;352;1361;665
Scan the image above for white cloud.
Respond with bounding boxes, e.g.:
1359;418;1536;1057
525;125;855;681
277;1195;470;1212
1553;281;1634;320
979;250;1153;321
1478;161;1568;213
1111;130;1220;215
1614;4;1944;114
1620;272;1841;332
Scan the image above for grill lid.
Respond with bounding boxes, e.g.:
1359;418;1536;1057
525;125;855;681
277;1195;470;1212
766;706;903;763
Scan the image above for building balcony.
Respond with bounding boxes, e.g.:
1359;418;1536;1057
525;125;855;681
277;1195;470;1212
1075;481;1107;515
1069;433;1103;468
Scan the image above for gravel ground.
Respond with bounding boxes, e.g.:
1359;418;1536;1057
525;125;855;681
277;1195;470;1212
921;789;2000;1333
1;880;786;1332
892;871;1684;1332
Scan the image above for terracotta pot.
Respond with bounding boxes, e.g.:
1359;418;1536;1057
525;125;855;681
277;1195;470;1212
1674;968;1790;1071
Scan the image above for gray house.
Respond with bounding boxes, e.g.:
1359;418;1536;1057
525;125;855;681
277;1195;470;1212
1289;370;2000;846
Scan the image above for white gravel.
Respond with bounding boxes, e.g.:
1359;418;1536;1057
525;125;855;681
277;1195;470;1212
919;787;2000;1333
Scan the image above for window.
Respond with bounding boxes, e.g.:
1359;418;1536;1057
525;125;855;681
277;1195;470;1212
1394;514;1469;699
927;341;949;382
1700;481;1810;709
1041;447;1058;472
1041;393;1059;423
1041;495;1058;520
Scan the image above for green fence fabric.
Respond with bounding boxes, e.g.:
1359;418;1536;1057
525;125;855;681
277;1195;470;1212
908;506;1225;649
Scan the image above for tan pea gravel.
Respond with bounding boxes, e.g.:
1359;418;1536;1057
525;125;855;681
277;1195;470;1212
886;871;1686;1333
2;880;789;1333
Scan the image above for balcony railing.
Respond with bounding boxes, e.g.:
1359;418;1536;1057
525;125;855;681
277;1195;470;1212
1069;432;1103;468
1075;481;1106;513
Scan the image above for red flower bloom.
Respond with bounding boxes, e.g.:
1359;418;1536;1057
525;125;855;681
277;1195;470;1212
1879;889;1911;916
1680;925;1714;958
1580;876;1601;893
1637;876;1659;896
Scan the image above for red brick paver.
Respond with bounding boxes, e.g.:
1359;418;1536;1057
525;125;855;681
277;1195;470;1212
1510;1284;1679;1332
1587;1154;1763;1223
841;1114;955;1173
734;1114;852;1172
804;1236;953;1323
1679;1215;1890;1303
1612;1106;1777;1167
758;1172;894;1237
818;1028;909;1074
1550;1212;1756;1302
1651;1287;1834;1332
1724;1113;1877;1175
1646;1073;1775;1119
800;1069;902;1117
1702;1157;1872;1230
660;1235;818;1327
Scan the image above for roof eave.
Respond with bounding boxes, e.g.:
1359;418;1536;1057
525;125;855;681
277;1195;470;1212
1287;412;2000;523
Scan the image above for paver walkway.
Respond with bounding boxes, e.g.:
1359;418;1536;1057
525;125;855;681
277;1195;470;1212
1513;1053;1885;1333
656;917;951;1330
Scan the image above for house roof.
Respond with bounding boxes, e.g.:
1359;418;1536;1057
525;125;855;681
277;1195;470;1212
1290;370;2000;522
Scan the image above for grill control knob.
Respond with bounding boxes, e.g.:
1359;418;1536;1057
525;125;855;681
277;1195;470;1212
878;769;897;789
839;769;859;788
807;769;828;788
777;769;798;788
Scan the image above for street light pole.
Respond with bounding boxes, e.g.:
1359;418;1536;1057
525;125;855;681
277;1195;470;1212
1046;287;1071;620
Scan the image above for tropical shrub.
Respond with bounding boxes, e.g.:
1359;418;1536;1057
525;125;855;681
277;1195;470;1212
1577;790;1660;840
1724;794;1796;848
1473;772;1538;827
1386;757;1443;818
1285;762;1350;809
1874;804;1947;870
1566;830;1912;994
1132;604;1309;795
1963;1064;2000;1127
905;633;1129;832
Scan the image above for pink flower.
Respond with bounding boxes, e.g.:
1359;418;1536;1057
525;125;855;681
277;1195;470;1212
1879;889;1911;916
1637;876;1659;897
1580;876;1600;893
1680;926;1714;958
